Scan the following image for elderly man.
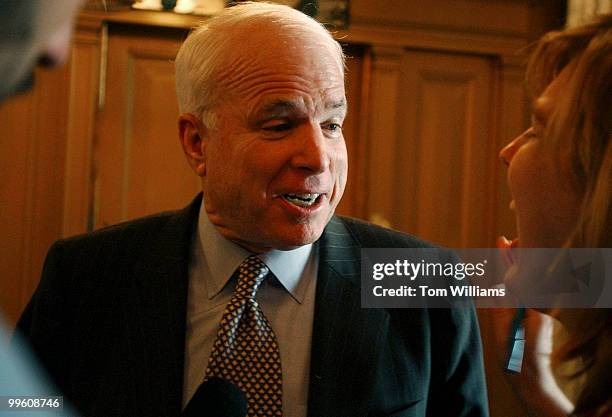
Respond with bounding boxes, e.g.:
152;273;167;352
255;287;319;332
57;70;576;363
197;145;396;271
18;3;489;417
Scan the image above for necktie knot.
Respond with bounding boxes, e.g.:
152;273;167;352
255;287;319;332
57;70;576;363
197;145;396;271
235;255;269;300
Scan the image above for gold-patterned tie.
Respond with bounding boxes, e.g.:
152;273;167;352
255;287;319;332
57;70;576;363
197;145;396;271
205;255;283;416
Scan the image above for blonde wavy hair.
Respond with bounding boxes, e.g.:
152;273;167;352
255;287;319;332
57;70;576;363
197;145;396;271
525;14;612;417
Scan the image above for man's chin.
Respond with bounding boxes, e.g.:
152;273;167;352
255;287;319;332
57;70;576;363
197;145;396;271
227;230;322;253
219;216;329;252
262;226;326;252
272;232;323;251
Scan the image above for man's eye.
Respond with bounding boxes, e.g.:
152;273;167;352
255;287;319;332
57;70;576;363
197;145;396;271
262;122;291;132
323;123;342;132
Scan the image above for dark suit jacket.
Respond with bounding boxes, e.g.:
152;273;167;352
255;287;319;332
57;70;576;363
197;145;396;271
17;194;489;417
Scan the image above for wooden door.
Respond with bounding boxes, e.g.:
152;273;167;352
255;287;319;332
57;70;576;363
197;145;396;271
94;25;201;229
364;48;499;247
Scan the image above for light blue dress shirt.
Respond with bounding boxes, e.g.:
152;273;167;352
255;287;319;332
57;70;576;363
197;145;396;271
183;203;318;417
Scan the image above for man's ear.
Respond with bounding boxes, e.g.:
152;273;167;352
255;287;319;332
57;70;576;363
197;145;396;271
178;113;207;177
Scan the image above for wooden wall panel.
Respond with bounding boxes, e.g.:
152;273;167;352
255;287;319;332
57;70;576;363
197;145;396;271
125;55;200;220
20;68;71;302
351;0;533;36
95;27;200;229
0;93;36;324
62;34;100;236
364;46;403;229
362;46;502;248
0;66;70;323
0;24;102;323
335;45;367;219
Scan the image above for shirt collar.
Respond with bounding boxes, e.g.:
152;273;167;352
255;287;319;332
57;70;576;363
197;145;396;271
198;201;314;304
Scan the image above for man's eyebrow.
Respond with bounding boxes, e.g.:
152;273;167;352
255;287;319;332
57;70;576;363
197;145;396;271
329;98;346;109
256;98;347;118
326;99;347;118
259;100;301;115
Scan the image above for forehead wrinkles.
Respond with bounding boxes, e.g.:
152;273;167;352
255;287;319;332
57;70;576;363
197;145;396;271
218;48;344;112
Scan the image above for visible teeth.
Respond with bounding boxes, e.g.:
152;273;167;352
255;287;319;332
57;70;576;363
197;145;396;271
283;193;320;207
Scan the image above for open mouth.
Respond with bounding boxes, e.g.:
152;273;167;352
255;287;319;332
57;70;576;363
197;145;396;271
282;193;321;208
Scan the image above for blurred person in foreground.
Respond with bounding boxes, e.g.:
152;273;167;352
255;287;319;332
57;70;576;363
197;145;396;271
0;0;83;416
496;14;612;417
16;2;489;417
0;0;83;102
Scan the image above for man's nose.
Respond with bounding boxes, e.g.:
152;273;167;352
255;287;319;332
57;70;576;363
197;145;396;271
292;124;330;173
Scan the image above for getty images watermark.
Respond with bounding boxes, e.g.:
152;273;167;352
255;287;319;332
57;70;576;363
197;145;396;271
361;248;612;308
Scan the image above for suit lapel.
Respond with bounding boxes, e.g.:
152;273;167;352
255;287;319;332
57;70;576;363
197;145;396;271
308;217;390;417
126;195;202;416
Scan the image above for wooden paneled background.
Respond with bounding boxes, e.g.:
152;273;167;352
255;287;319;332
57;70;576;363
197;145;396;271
0;1;565;416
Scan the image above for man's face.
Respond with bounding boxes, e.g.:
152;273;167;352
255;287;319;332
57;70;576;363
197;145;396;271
195;29;347;252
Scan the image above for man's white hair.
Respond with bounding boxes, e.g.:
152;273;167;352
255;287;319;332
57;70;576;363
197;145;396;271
174;1;345;128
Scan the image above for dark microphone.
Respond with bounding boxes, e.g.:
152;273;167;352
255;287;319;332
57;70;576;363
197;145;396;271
182;377;248;417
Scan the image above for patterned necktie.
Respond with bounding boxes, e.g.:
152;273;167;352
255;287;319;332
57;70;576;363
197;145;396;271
205;255;283;417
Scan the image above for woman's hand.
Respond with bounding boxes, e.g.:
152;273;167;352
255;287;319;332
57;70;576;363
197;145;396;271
487;307;573;417
488;236;574;416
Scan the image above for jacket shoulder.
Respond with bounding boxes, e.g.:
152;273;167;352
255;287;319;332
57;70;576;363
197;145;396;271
55;194;202;252
54;210;178;251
